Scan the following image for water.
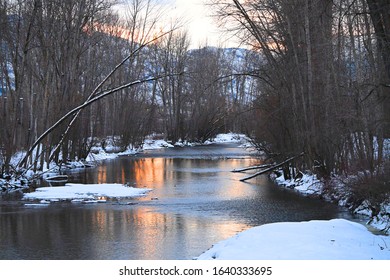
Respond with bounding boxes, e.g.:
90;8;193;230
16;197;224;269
0;143;352;259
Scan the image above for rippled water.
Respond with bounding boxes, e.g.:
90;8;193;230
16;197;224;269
0;143;352;259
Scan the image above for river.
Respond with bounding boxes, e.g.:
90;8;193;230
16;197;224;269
0;143;353;259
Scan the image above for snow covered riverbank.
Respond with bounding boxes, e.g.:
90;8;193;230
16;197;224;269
193;137;390;260
84;133;250;161
271;171;390;233
1;133;250;194
197;219;390;260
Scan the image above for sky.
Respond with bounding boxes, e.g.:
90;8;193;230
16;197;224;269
169;0;224;47
115;0;235;48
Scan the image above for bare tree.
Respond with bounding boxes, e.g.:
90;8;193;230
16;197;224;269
208;0;388;179
151;29;190;142
186;46;228;142
0;0;180;178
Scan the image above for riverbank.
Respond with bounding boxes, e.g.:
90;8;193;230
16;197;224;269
0;133;251;195
86;132;251;159
195;160;390;260
271;171;390;234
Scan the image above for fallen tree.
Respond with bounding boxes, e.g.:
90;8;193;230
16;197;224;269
16;30;177;173
239;152;304;182
0;30;184;195
232;163;273;173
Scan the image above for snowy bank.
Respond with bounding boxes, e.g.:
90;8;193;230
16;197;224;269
143;138;174;150
205;132;251;146
86;145;138;162
2;133;251;195
86;133;251;160
23;183;151;202
272;171;390;233
197;219;390;260
273;171;323;196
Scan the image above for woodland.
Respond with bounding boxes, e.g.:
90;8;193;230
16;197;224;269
0;0;389;202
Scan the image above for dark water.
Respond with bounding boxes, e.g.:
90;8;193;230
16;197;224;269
0;143;353;260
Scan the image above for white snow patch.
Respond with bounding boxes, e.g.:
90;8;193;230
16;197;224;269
86;146;137;162
205;132;250;145
354;200;373;217
274;172;323;195
174;140;197;147
197;219;390;260
23;183;151;201
143;139;174;150
24;203;50;207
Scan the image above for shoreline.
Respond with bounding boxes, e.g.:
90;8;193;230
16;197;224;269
270;171;390;234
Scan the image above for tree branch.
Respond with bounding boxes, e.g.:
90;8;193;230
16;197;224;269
240;152;304;181
18;73;180;170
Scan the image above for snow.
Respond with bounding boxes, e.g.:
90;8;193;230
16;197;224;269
204;132;250;145
143;138;174;150
23;183;151;201
87;133;250;152
272;170;390;233
141;132;251;149
86;146;137;162
364;203;390;233
273;172;323;196
197;219;390;260
86;136;141;162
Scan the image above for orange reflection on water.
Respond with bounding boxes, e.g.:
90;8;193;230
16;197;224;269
216;158;264;199
88;206;250;259
133;158;173;188
97;165;107;184
95;157;173;188
126;207;169;258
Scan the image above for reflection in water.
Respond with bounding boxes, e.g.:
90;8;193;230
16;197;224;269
91;155;262;201
97;165;106;184
96;157;176;188
0;144;351;259
133;158;171;188
0;204;248;259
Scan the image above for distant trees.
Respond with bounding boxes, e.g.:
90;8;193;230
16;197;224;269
186;46;226;142
151;30;190;143
0;0;158;174
149;38;258;143
366;0;390;150
367;0;390;82
209;0;389;178
0;0;256;177
0;0;116;173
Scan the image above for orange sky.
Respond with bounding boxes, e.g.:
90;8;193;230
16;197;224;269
114;0;238;48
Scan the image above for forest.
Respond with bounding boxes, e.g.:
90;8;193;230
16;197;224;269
0;0;389;200
0;0;259;174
